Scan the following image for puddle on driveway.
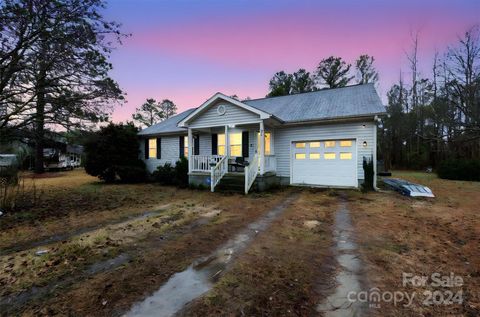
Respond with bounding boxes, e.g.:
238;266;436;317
317;201;367;317
125;194;297;317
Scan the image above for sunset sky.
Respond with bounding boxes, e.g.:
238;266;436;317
105;0;480;122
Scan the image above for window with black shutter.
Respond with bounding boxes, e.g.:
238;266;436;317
211;134;218;155
144;139;149;160
194;135;200;155
156;137;161;159
179;136;185;158
242;131;249;158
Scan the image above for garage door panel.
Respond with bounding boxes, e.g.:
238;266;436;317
291;139;357;187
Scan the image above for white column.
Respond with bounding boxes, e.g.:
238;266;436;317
373;122;377;189
188;128;193;173
225;125;229;161
259;120;265;175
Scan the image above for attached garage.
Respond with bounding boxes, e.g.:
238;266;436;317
291;139;357;187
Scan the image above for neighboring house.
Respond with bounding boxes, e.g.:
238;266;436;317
0;130;83;171
138;84;386;193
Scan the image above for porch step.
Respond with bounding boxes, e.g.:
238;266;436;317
215;174;245;193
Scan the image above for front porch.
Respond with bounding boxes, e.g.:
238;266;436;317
185;121;276;193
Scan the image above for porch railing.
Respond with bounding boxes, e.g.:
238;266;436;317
211;155;228;192
245;153;259;194
192;155;223;172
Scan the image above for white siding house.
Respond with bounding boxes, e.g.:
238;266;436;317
138;84;385;193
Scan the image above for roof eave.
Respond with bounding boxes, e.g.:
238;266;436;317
280;112;386;126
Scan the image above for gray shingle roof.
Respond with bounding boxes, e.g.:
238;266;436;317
137;108;195;136
138;84;385;136
244;83;385;123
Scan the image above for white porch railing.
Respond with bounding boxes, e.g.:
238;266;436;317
192;155;223;172
245;153;259;194
211;155;228;192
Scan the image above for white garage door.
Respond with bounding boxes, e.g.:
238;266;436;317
291;139;357;187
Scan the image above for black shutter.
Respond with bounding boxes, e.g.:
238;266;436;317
144;138;149;160
194;135;200;155
156;137;161;159
242;131;249;158
211;134;218;155
179;136;184;158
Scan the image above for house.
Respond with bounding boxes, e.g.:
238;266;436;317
138;84;386;193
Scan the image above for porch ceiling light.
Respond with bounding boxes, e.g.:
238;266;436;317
363;141;368;147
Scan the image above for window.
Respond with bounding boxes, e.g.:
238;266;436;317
218;133;242;156
324;152;336;160
295;142;306;148
257;132;272;155
184;136;189;157
325;141;336;148
340;140;352;147
310;153;321;159
310;142;320;148
230;133;242;156
218;134;226;156
340;152;352;160
295;153;306;159
148;138;156;158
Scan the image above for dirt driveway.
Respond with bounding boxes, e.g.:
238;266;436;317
1;170;479;316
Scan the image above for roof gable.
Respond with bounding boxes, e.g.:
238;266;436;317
178;93;271;127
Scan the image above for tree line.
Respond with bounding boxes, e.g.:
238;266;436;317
266;54;379;97
381;27;480;170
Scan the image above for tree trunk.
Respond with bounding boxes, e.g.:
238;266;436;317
34;74;46;173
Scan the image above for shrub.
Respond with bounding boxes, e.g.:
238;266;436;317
174;157;189;188
116;163;147;183
153;157;189;187
84;123;146;183
153;163;175;185
437;159;480;181
362;156;374;191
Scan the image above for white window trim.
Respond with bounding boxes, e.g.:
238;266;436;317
229;132;243;157
148;138;157;159
217;132;243;157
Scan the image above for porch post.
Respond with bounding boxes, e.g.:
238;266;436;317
188;128;193;173
225;125;229;163
259;120;265;175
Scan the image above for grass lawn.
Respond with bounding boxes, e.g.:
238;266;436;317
0;169;479;316
347;171;480;316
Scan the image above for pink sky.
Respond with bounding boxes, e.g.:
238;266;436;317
106;0;480;122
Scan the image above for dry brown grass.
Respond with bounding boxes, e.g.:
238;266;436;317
347;171;480;316
0;169;199;250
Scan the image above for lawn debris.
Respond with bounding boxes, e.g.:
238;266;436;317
34;249;49;256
